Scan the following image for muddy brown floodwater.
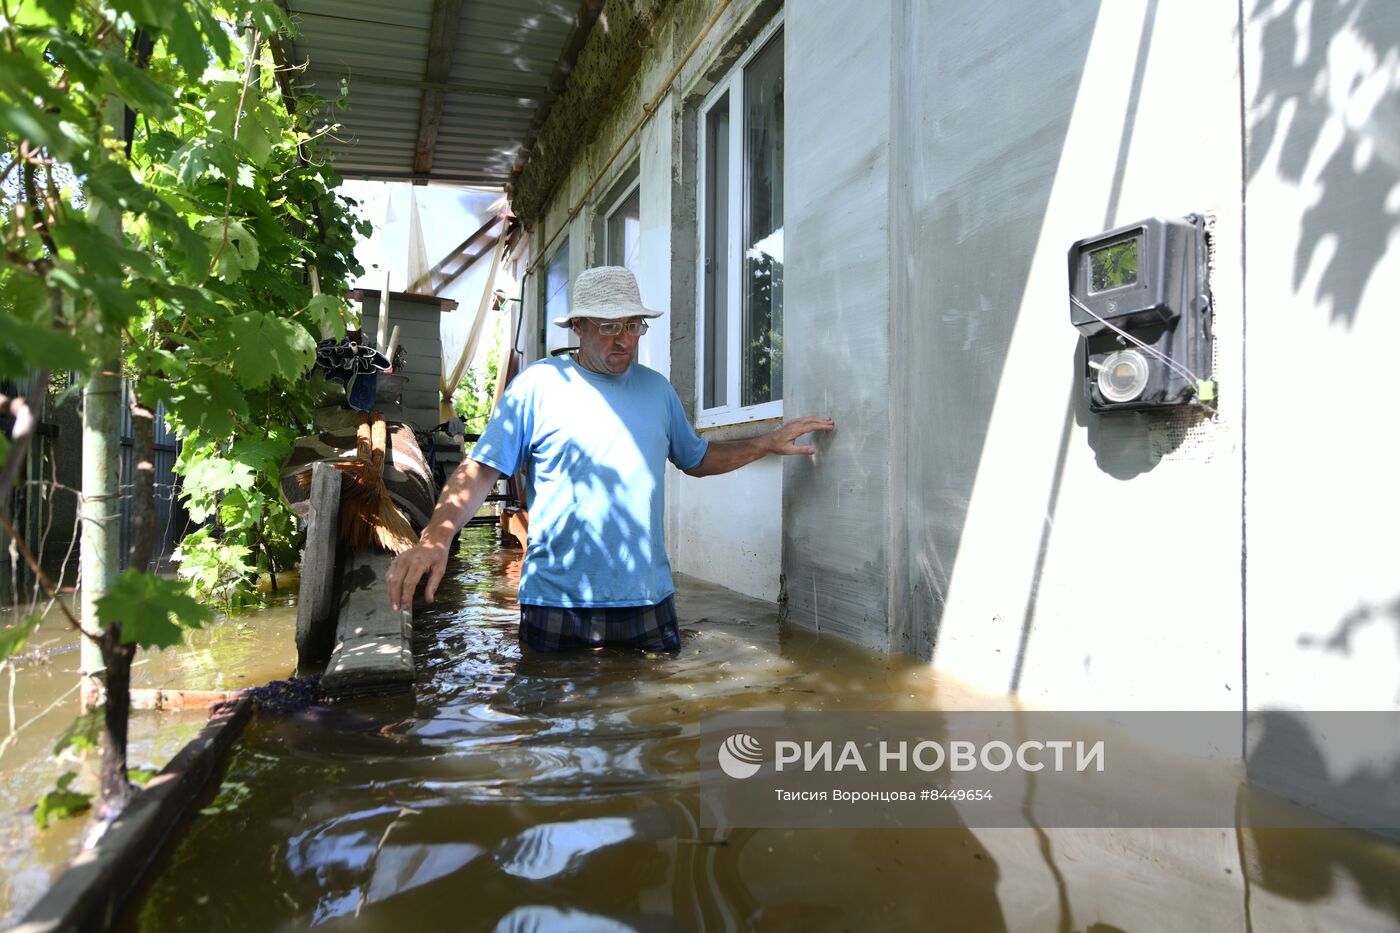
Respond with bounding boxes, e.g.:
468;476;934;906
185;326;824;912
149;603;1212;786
0;580;299;927
32;526;1396;931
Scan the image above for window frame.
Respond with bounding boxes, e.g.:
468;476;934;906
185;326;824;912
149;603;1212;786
694;13;785;429
602;173;642;275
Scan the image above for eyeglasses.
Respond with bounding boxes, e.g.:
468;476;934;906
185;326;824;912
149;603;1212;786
584;319;649;337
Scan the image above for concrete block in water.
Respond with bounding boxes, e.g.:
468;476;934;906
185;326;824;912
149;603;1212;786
322;548;415;697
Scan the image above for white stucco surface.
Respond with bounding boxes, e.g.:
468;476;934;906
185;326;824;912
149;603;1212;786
671;459;783;603
1242;0;1400;712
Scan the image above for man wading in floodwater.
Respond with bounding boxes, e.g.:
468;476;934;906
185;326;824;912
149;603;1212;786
387;266;834;652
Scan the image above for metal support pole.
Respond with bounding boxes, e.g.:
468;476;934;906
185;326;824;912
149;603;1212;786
79;376;120;682
79;93;127;686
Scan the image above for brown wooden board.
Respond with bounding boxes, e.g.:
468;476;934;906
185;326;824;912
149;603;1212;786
296;461;341;668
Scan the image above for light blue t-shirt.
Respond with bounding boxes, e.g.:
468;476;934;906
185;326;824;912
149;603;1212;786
469;356;709;608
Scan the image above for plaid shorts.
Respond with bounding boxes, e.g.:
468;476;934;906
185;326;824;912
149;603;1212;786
519;597;680;653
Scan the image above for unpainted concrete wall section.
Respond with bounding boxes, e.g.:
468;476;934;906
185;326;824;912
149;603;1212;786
780;0;895;651
1243;0;1400;713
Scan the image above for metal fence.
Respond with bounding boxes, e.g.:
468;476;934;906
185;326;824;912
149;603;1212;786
118;394;187;570
1;378;188;600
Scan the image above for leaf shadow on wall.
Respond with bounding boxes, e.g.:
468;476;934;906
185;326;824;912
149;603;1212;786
1247;0;1400;326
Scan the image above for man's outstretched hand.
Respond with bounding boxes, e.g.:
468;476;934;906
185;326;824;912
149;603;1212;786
384;459;502;612
685;415;835;477
765;416;835;456
386;541;449;612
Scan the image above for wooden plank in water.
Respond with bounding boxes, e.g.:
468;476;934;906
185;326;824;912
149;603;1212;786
296;461;341;668
80;683;243;711
321;548;414;697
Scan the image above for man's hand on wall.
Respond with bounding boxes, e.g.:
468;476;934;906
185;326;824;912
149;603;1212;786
686;416;835;477
764;416;836;456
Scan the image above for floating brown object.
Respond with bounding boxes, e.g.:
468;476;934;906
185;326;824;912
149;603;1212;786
298;411;417;554
81;683;244;712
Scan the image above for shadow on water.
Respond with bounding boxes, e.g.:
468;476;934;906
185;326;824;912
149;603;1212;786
122;528;1009;932
1239;710;1400;930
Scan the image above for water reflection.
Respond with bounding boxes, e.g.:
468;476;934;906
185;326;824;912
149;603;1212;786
120;527;1399;932
495;816;640;880
494;905;644;933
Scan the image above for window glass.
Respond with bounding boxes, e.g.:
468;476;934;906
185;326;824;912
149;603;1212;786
696;20;783;422
543;241;570;355
606;185;642;278
741;32;783;407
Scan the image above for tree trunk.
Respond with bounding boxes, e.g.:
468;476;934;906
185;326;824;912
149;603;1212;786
96;626;136;817
97;392;156;816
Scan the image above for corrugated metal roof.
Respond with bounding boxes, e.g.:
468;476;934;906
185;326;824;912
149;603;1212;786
279;0;596;187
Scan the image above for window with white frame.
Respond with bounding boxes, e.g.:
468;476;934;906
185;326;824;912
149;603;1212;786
697;18;783;425
603;172;641;278
542;239;571;357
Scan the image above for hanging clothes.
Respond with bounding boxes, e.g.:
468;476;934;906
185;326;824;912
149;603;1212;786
312;333;392;412
313;333;391;386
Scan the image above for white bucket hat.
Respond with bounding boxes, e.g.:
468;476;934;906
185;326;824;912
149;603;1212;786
553;265;664;327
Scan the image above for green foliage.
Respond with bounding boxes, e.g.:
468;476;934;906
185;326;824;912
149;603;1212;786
35;772;91;828
2;0;370;608
452;310;506;434
171;528;258;608
96;567;213;649
53;707;104;756
178;445;258;522
223;310;316;387
199;778;251;816
2;2;374;817
0;612;43;662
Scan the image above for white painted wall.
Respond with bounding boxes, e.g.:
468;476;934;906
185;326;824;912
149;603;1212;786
674;459;783;602
637;95;673;379
1243;0;1400;713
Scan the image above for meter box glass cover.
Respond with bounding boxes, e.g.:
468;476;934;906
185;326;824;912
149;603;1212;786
1067;215;1213;412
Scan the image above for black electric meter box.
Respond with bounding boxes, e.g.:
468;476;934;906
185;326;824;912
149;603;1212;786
1067;214;1213;412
